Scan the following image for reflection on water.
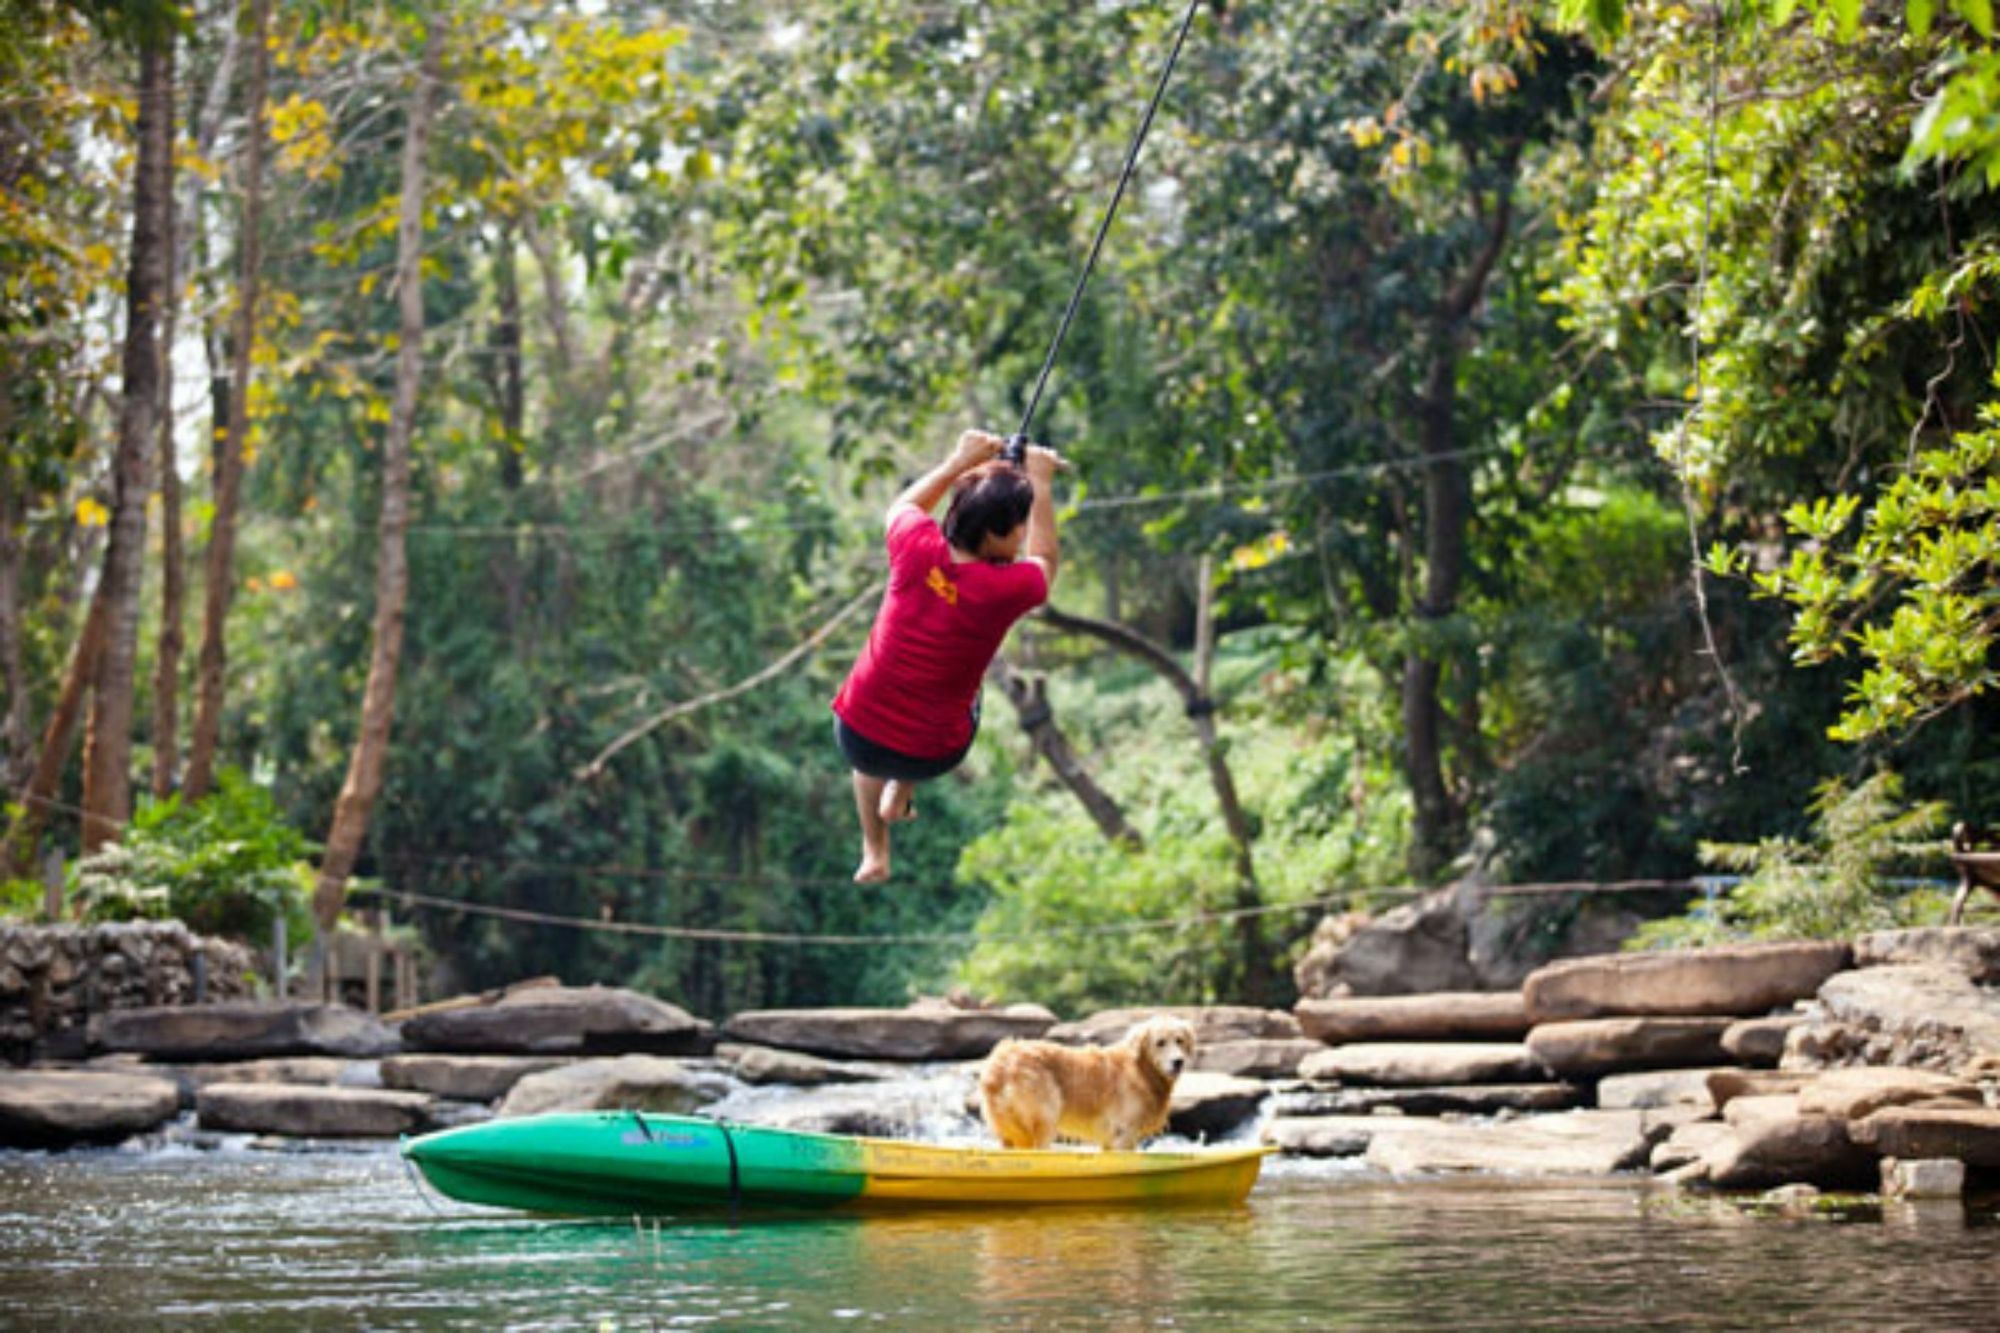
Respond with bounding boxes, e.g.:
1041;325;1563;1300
1;1146;1996;1328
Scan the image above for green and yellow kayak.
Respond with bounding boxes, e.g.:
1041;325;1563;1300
401;1112;1272;1217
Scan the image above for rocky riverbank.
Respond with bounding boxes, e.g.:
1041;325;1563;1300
3;930;1996;1202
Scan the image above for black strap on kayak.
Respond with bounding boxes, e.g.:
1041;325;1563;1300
1003;0;1206;467
628;1109;655;1142
717;1120;742;1227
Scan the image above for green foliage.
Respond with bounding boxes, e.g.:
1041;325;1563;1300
69;771;314;946
1627;771;1949;947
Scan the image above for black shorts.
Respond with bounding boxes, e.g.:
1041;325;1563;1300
834;713;975;783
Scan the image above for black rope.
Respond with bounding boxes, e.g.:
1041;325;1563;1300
1005;0;1206;465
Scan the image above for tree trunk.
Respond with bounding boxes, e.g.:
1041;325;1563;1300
80;38;174;851
1036;601;1275;1002
313;18;442;930
0;460;26;788
149;93;183;799
986;655;1143;850
184;0;270;801
0;593;108;876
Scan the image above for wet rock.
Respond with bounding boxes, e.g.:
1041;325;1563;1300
0;1069;180;1147
1192;1039;1325;1079
1522;943;1851;1023
403;986;713;1057
1168;1072;1268;1140
1721;1015;1803;1067
1811;965;2000;1073
1881;1156;1967;1198
140;1057;354;1110
380;1054;571;1102
196;1083;434;1138
1853;928;2000;984
1274;1083;1583;1117
1700;1113;1875;1190
496;1056;732;1118
1850;1106;2000;1167
1294;992;1529;1044
1364;1109;1659;1176
1299;1042;1546;1087
1596;1068;1729;1113
724;1000;1055;1060
96;1002;398;1060
1795;1067;1982;1121
1044;1006;1296;1047
1651;1120;1734;1173
1526;1017;1734;1078
1263;1114;1431;1158
715;1043;896;1087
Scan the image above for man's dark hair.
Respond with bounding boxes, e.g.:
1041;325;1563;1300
942;462;1033;554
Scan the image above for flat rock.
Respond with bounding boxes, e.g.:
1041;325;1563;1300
1294;992;1529;1044
0;1070;180;1147
1523;942;1851;1023
1263;1114;1433;1158
1853;927;2000;984
1813;965;2000;1071
1274;1083;1583;1117
1299;1042;1546;1086
1721;1015;1803;1067
1700;1113;1875;1190
715;1043;897;1087
1192;1039;1325;1079
497;1056;732;1118
1526;1017;1734;1078
95;1002;398;1060
139;1057;355;1109
1651;1120;1734;1172
1043;1006;1297;1047
1364;1109;1659;1176
1706;1069;1812;1112
1851;1106;2000;1167
1168;1071;1268;1140
379;1055;570;1102
1596;1068;1732;1113
402;986;713;1056
1795;1066;1983;1121
724;1001;1055;1061
196;1083;433;1138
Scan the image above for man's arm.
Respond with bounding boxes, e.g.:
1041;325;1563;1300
887;430;1003;529
1021;444;1063;590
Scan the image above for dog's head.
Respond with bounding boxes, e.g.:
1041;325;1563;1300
1125;1016;1197;1082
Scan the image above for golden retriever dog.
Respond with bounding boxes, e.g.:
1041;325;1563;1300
979;1016;1197;1151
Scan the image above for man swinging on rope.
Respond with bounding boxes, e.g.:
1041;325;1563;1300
833;429;1064;883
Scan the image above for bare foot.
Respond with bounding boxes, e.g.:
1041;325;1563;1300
854;855;891;884
879;780;917;823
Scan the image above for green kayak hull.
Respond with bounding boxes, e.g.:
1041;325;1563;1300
401;1112;1272;1216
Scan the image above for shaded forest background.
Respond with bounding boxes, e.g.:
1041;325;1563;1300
3;0;1995;1016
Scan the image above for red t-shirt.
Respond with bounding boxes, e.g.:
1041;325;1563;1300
832;505;1049;758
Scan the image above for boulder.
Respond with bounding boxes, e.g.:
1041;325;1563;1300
1364;1109;1659;1176
1192;1039;1325;1079
1299;1042;1546;1087
1811;965;2000;1073
1167;1072;1268;1140
1706;1069;1812;1113
1274;1083;1584;1117
1721;1015;1803;1068
1853;927;2000;984
716;1043;896;1087
1526;1018;1734;1078
1522;942;1851;1023
1263;1114;1432;1158
1700;1113;1875;1190
1294;992;1529;1044
1795;1067;1983;1121
141;1057;355;1109
1044;1006;1297;1047
95;1002;398;1060
402;986;713;1056
1850;1106;2000;1167
195;1083;433;1138
0;1069;180;1147
497;1056;732;1118
379;1055;571;1102
1651;1120;1734;1173
1596;1068;1730;1113
724;1001;1055;1060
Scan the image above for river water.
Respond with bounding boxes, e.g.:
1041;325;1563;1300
3;1141;1996;1329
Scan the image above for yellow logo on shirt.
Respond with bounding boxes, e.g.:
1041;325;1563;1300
925;566;959;606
